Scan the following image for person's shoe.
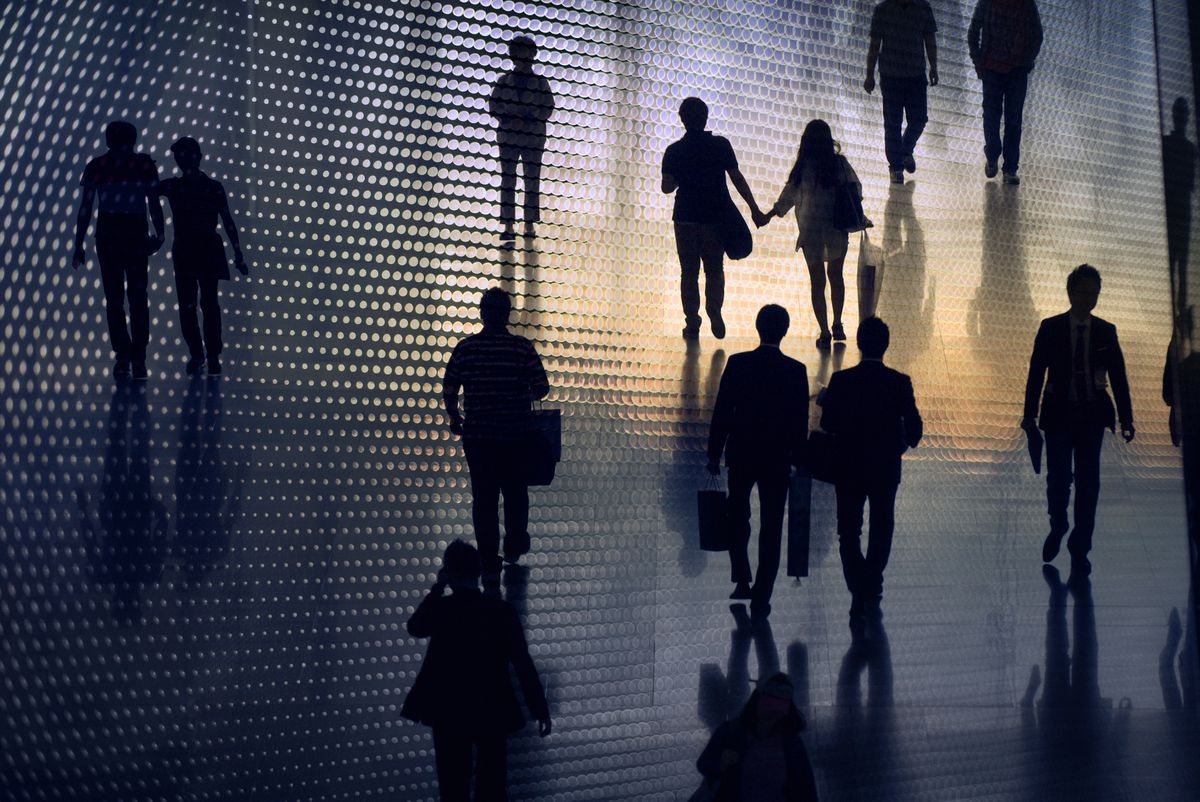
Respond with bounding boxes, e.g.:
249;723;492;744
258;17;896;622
985;159;999;179
523;223;537;238
903;153;917;174
113;358;131;379
186;356;206;375
1042;530;1066;563
1069;554;1092;578
709;312;726;340
816;332;832;351
889;170;905;184
1003;172;1021;186
207;358;222;375
131;362;148;381
749;600;771;619
831;322;846;342
682;325;700;341
500;227;516;242
730;581;752;601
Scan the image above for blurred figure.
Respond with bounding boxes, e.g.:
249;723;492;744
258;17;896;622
863;0;939;184
1022;265;1134;575
762;120;865;350
72;120;165;381
401;540;551;802
1163;98;1196;298
489;35;555;241
820;318;922;630
695;672;818;801
707;305;809;617
159;136;248;376
662;96;764;340
443;288;550;580
968;0;1043;184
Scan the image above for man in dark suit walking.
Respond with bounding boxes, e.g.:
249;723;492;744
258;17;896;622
707;305;809;617
1023;264;1134;574
820;317;922;628
402;540;551;801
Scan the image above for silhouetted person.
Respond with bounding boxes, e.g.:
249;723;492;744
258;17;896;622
968;0;1043;184
73;120;165;381
864;0;939;184
707;305;809;617
159;137;248;375
763;119;865;350
401;540;551;802
662;96;764;340
1163;98;1196;293
443;288;550;580
489;35;554;241
819;317;922;629
1023;265;1133;574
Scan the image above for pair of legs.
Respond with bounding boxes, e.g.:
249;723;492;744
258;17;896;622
981;68;1029;176
175;272;222;363
498;127;546;236
432;727;507;802
726;463;788;611
674;222;725;336
801;239;847;342
96;216;150;369
835;479;899;612
880;76;929;173
464;438;530;576
1044;422;1105;559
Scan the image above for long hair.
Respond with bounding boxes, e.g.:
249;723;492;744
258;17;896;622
738;678;804;736
786;119;840;188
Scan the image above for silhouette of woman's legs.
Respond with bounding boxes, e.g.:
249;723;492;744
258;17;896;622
827;256;846;328
473;734;507;801
801;246;829;334
432;727;472;801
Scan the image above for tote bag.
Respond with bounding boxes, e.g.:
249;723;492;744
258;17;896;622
857;231;885;318
525;407;561;486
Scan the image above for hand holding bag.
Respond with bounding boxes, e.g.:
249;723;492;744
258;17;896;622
856;231;884;319
525;405;561;486
697;473;729;552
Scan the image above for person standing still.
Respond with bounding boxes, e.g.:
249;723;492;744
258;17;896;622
864;0;939;185
443;288;550;581
663;97;764;341
489;35;555;242
969;0;1043;185
72;120;166;381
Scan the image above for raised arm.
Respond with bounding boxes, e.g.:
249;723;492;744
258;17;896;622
406;580;446;638
72;185;95;269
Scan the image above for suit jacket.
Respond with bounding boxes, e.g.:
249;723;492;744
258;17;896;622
1023;313;1133;432
819;360;923;487
707;346;809;471
401;588;548;735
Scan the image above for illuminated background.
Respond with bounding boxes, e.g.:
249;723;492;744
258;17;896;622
1;0;1198;799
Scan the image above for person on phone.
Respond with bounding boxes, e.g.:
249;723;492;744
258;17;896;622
402;540;551;801
72;120;165;381
158;137;248;375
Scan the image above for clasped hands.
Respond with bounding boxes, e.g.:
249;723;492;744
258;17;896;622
751;207;776;229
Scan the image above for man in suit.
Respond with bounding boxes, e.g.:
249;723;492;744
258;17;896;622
1023;264;1134;574
707;305;809;617
402;540;551;801
820;317;922;628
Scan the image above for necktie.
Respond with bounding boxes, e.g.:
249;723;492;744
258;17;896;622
1073;325;1088;401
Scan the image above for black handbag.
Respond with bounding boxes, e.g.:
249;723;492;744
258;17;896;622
720;195;753;260
525;407;561;486
697;475;729;551
832;160;871;233
806;429;840;484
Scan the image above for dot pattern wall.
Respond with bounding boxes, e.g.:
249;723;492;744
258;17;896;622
0;1;1194;801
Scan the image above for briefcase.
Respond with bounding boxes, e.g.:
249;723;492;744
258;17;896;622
697;476;728;552
806;429;839;484
525;407;561;486
787;469;811;578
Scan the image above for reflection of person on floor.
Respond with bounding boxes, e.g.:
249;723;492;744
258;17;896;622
819;318;922;630
1022;265;1133;575
402;540;551;802
159;136;248;376
762;120;864;351
696;672;818;801
968;0;1043;184
707;305;809;617
1163;98;1196;289
662;97;764;340
863;0;939;184
489;35;555;242
72;120;165;381
443;288;550;581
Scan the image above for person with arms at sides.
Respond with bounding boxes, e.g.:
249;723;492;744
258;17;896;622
402;540;551;802
489;34;555;242
968;0;1043;185
820;317;922;632
1023;264;1134;576
864;0;939;184
663;96;765;341
158;137;248;375
443;287;550;584
72;120;165;381
707;305;809;618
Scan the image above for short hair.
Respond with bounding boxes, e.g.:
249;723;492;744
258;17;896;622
479;287;512;324
857;316;890;358
442;540;481;582
509;35;537;59
1066;264;1102;292
679;97;709;131
105;120;137;149
755;304;790;343
169;136;202;159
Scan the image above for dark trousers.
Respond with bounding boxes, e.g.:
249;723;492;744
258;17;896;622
880;76;929;170
464;438;530;573
498;129;545;228
1044;422;1106;556
175;273;222;358
727;464;789;605
432;727;507;802
96;217;150;362
674;222;725;330
981;69;1029;174
835;480;899;600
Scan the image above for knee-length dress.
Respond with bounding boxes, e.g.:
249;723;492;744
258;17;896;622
772;155;862;262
